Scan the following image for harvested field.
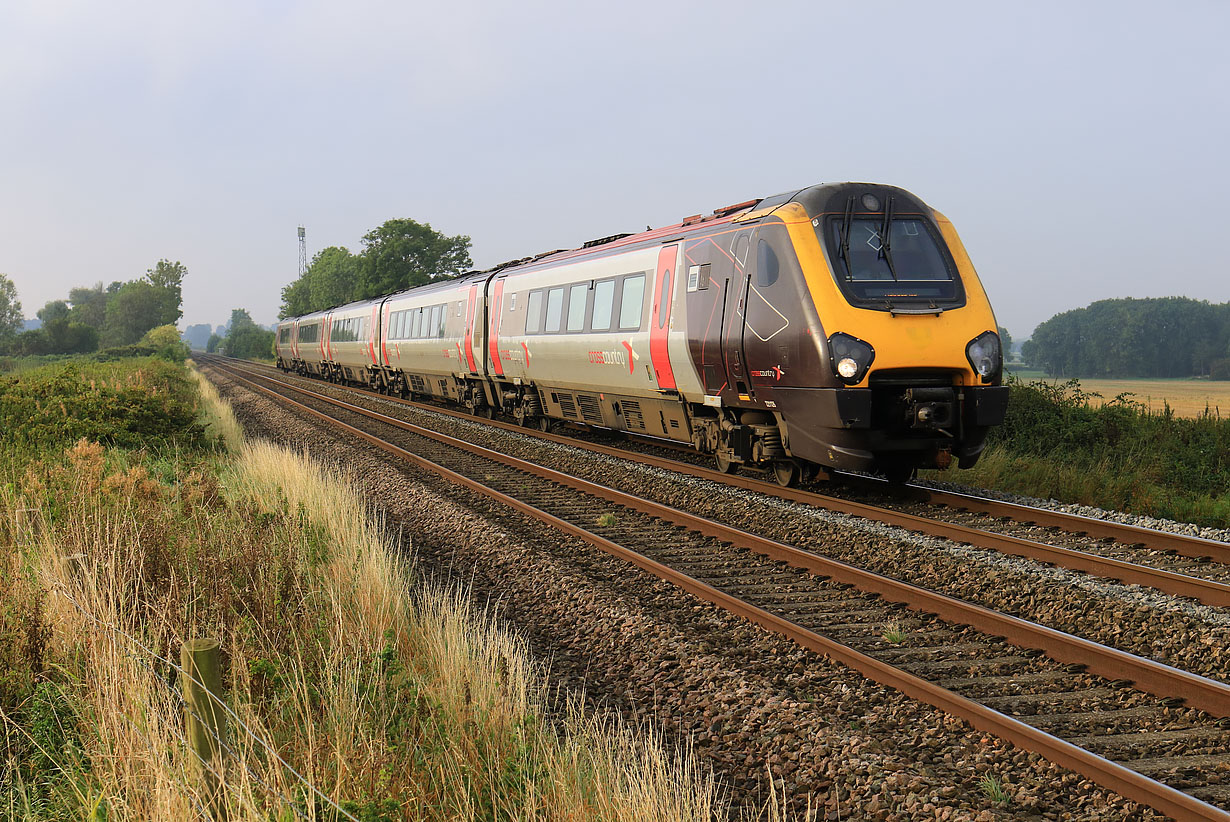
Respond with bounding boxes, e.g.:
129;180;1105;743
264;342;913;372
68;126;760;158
1045;378;1230;418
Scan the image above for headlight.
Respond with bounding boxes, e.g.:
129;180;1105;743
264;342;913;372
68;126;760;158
828;332;875;384
966;331;1002;382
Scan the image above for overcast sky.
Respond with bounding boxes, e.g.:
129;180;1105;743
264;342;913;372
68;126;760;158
2;0;1227;339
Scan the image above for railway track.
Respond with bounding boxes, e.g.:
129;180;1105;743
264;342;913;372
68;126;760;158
199;357;1230;819
208;357;1230;607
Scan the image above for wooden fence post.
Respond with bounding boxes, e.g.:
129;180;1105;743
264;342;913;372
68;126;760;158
181;638;227;820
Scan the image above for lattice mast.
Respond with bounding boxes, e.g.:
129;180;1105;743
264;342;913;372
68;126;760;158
297;226;307;277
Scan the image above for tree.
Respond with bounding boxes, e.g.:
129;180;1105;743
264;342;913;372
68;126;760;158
182;323;213;350
102;280;165;347
38;300;70;324
221;308;274;359
141;324;189;362
98;261;188;347
206;334;223;353
0;274;22;338
146;259;186;326
997;326;1013;360
358;219;471;300
1025;297;1230;378
280;246;361;317
68;284;108;329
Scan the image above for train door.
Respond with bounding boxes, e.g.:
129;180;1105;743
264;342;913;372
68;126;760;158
463;284;479;374
650;245;678;391
722;229;754;400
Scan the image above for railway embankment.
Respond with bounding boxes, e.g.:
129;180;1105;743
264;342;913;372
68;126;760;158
202;360;1203;819
0;358;717;820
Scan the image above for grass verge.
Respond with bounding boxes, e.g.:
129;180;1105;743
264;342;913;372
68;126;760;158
1;359;720;820
922;376;1230;528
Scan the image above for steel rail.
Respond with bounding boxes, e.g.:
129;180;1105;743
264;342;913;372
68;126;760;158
205;360;1230;822
903;483;1230;564
208;358;1230;608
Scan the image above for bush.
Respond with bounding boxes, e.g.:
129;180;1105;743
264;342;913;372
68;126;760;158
952;376;1230;525
0;359;207;453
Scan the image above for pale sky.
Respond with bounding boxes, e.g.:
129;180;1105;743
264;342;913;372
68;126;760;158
2;0;1227;340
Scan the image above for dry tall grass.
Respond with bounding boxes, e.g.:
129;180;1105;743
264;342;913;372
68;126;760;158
2;377;721;820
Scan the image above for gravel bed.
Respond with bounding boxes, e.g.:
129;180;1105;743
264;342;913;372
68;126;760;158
202;365;1181;820
261;375;1230;686
910;477;1230;545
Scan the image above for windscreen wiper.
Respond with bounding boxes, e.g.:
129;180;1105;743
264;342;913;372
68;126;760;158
838;196;855;280
878;195;900;281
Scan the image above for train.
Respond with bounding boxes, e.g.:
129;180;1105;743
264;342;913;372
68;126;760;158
275;182;1008;485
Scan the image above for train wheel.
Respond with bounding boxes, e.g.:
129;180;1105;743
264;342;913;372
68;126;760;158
880;460;915;484
714;452;738;474
772;460;799;487
537;417;552;433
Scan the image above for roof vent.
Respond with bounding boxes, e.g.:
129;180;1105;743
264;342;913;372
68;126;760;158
582;233;633;249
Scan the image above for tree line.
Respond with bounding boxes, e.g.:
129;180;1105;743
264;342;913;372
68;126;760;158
280;219;471;318
0;262;186;356
205;309;275;359
1021;297;1230;379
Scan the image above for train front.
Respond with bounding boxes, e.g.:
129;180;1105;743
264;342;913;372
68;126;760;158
773;183;1009;480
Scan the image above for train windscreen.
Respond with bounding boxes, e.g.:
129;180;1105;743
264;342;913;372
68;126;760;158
822;217;965;308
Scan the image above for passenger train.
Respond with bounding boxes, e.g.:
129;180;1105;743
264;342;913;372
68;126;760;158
275;183;1008;485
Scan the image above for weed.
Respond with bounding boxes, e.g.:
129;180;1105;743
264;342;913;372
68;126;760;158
595;513;618;527
978;772;1011;804
880;622;907;644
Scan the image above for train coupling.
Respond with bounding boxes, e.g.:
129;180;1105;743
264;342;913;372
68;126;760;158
903;387;955;431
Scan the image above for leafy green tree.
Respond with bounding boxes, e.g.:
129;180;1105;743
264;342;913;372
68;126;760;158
206;334;223;353
146;259;186;326
38;300;70;325
0;274;22;338
99;261;187;346
221;309;275;359
1026;297;1230;378
280;246;361;318
39;318;99;354
358;219;471;300
141;324;190;362
102;281;164;347
68;284;108;329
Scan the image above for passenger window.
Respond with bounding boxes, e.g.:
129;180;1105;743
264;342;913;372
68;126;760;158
545;287;564;333
567;283;587;332
411;308;422;339
428;306;440;338
619;274;645;330
756;240;779;287
658;270;670;329
592;279;615;330
525;290;543;334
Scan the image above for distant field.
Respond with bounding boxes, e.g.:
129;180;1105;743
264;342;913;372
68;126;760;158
1007;373;1230;418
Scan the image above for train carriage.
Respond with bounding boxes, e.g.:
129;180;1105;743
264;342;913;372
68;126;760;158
275;310;327;376
485;242;704;439
375;275;488;411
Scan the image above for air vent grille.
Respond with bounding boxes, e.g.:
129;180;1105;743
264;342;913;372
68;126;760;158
622;400;645;431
